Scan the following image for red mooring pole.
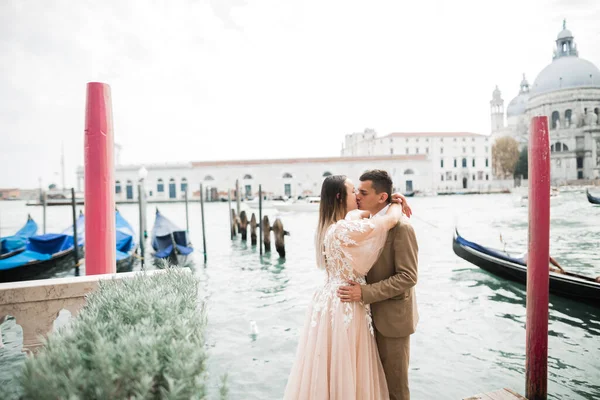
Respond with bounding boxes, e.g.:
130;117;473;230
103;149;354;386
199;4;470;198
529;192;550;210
525;116;550;400
84;82;116;275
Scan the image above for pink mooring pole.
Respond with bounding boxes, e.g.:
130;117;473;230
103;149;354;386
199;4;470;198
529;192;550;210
525;116;550;400
84;82;116;275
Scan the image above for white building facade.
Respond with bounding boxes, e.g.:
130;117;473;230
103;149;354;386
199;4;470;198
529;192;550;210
77;155;432;201
342;130;494;191
491;21;600;183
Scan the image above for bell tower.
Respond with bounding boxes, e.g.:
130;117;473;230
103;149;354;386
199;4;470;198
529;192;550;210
490;85;505;133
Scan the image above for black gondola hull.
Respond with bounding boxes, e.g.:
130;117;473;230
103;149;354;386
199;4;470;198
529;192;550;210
116;255;135;273
586;189;600;205
452;234;600;307
152;251;189;268
0;247;84;283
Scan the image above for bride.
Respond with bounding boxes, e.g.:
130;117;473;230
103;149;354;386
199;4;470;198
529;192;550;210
284;174;409;400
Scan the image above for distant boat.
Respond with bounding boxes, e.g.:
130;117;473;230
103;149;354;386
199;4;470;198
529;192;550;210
586;189;600;205
151;209;193;266
452;228;600;307
0;215;38;260
245;196;289;210
115;210;138;273
26;190;85;207
272;197;320;213
0;213;85;283
403;191;415;198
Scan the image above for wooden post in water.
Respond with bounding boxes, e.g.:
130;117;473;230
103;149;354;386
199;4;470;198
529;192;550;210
70;188;80;276
42;191;47;234
200;183;207;263
231;209;238;237
184;187;189;235
235;179;241;216
239;211;248;241
138;184;145;270
259;185;263;255
250;213;257;245
525;116;550;400
228;189;233;240
262;216;271;253
84;82;116;275
272;218;287;258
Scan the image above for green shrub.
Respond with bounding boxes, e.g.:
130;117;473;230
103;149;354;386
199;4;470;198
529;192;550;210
19;269;214;400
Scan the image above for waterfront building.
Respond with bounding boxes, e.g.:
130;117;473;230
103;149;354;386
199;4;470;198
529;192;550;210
491;21;600;182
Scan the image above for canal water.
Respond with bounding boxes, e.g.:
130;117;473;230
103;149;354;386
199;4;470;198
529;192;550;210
1;191;599;399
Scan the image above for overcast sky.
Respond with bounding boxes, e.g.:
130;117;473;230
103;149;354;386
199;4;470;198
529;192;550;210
1;0;599;189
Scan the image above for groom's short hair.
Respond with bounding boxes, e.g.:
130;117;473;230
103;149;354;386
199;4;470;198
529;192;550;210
359;169;393;203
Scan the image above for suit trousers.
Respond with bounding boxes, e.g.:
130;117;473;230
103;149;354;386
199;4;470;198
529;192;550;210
375;331;411;400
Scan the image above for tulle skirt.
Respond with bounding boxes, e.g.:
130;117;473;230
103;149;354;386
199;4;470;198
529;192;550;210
283;287;389;400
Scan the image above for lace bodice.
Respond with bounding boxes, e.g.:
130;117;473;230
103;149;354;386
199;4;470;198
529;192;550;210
310;213;390;334
323;219;374;283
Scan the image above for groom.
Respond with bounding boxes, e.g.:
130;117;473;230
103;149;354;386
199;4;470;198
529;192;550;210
337;169;419;400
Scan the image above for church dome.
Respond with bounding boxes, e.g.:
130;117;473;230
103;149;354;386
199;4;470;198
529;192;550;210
530;57;600;96
530;21;600;97
557;28;573;40
507;74;530;117
507;93;529;117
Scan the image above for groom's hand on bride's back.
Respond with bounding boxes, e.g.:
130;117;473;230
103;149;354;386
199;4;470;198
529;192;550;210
337;281;362;302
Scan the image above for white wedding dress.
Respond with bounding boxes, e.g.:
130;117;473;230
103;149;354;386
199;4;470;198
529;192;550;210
284;212;390;400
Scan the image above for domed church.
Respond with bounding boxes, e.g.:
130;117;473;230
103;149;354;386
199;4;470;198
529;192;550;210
491;20;600;182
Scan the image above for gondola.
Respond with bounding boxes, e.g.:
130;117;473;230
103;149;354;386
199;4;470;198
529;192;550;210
586;189;600;205
115;210;138;273
403;191;415;197
151;209;193;266
0;214;85;283
452;229;600;306
0;215;38;260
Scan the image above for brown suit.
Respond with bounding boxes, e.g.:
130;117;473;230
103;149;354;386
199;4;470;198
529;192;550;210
361;218;419;400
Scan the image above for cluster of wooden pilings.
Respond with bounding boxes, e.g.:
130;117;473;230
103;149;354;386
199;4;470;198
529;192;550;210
228;183;288;258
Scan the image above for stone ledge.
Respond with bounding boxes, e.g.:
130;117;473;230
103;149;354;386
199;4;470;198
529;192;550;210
0;269;174;352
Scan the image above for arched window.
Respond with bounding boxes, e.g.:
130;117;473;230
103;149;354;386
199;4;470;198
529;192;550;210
403;169;414;175
462;158;467;168
551;144;555;152
283;172;293;179
168;178;176;199
562;143;569;151
565;109;572;126
157;178;164;193
126;180;134;200
243;174;253;180
551;111;560;129
204;175;214;181
115;180;122;194
323;171;332;177
555;142;563;152
181;177;188;192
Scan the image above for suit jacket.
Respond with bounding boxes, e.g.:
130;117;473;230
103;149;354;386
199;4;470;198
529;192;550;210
361;218;419;338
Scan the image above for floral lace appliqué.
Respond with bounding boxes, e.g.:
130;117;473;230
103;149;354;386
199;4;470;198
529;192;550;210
310;219;375;335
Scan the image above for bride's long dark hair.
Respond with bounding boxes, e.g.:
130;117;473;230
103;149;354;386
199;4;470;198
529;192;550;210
315;175;348;268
